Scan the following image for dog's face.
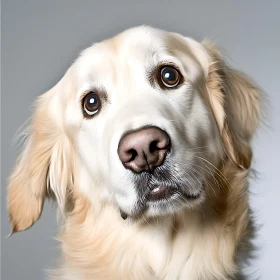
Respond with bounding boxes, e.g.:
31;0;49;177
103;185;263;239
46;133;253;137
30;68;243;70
8;27;261;231
72;27;222;218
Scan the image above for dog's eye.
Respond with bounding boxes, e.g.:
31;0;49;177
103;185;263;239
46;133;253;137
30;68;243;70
160;66;181;88
83;92;100;116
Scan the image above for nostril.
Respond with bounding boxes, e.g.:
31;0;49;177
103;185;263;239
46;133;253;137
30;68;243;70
149;140;159;153
149;137;171;154
127;149;138;162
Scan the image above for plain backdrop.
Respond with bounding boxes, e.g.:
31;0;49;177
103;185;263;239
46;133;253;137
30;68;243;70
1;1;280;279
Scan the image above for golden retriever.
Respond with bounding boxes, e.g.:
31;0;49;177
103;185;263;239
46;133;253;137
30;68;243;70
8;26;261;280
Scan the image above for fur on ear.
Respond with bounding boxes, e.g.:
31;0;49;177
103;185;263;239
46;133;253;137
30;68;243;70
203;41;262;169
8;86;74;233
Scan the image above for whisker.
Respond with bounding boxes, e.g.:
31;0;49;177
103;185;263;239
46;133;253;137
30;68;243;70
186;164;218;197
195;156;233;190
189;162;221;194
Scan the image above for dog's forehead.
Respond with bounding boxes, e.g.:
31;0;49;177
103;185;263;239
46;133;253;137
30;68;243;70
73;26;210;96
75;27;171;83
93;27;166;59
113;26;167;56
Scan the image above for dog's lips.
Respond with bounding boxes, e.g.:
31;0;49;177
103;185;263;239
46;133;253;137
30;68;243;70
147;185;202;202
148;185;175;201
123;182;204;220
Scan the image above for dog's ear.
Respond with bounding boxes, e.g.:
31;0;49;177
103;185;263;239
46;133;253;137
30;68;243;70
203;41;262;169
8;78;75;233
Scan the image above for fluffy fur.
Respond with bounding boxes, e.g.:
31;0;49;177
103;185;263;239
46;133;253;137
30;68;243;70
8;26;261;280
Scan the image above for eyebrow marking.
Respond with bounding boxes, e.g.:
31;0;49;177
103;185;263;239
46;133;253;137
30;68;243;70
80;87;108;103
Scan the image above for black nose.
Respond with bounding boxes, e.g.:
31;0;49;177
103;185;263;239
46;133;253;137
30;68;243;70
118;126;170;173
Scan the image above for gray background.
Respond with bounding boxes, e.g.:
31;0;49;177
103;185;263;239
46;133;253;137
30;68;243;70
1;1;279;279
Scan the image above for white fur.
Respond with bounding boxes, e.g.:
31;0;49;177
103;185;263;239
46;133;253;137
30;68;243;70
8;26;261;280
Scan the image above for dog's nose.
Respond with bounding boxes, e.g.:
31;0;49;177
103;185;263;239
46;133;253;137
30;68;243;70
118;126;170;173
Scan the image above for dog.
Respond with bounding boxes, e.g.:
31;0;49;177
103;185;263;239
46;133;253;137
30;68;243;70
8;26;261;279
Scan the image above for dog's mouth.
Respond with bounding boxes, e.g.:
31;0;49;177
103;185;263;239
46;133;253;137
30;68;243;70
148;185;174;201
126;179;203;220
148;184;201;201
119;159;205;220
120;182;203;220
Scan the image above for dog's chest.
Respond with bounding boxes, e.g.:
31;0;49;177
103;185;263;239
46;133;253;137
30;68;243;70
60;209;234;280
138;216;200;279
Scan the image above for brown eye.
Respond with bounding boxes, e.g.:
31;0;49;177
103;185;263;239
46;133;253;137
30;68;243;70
160;66;181;88
83;92;100;116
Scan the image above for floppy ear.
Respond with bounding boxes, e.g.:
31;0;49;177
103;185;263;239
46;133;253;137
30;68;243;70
8;82;74;233
203;41;262;169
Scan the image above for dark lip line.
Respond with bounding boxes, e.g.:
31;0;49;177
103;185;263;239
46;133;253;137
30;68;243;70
147;187;202;202
181;189;202;199
139;178;204;200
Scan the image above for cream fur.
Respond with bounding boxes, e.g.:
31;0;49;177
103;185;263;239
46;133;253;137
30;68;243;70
8;26;261;280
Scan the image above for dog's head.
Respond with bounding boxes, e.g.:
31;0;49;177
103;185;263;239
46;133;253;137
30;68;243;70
8;26;261;232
